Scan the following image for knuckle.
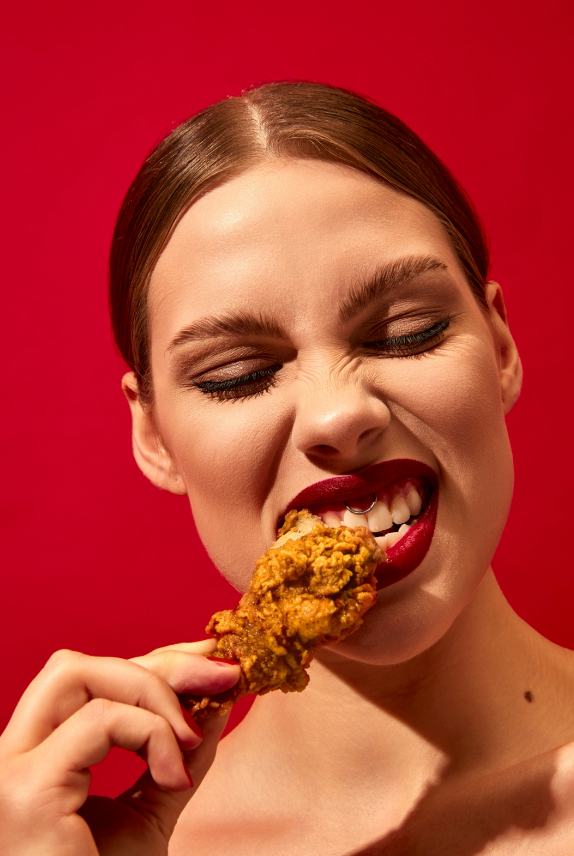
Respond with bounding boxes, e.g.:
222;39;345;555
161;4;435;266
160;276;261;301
81;696;115;724
140;666;170;700
149;711;172;739
142;650;171;671
44;648;83;674
160;649;183;666
147;650;183;680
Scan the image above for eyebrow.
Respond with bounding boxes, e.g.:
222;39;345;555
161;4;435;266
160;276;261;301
338;255;447;322
167;311;286;352
167;254;448;352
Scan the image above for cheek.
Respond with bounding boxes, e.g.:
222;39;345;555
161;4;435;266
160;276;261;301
338;344;514;666
155;390;288;590
391;339;512;494
390;339;514;589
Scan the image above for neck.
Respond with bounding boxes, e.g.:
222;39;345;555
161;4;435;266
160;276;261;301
232;569;572;801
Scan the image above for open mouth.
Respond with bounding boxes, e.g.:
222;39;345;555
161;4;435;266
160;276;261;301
307;477;429;553
280;459;439;589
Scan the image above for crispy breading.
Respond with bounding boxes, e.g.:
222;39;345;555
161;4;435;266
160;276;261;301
186;509;384;720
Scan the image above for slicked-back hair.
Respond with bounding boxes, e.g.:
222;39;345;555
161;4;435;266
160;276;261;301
109;81;489;406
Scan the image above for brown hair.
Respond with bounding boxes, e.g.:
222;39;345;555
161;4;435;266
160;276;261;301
109;81;490;405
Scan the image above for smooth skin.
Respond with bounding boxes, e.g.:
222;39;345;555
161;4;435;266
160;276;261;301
3;159;574;854
0;641;240;855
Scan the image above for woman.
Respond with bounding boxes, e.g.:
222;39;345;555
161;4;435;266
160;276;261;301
2;82;574;855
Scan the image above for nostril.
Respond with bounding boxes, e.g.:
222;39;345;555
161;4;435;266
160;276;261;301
293;397;391;459
359;427;378;443
310;444;340;457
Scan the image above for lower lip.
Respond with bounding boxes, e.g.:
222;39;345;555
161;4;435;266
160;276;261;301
375;488;438;590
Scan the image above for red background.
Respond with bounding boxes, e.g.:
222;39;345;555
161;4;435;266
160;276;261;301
2;0;573;796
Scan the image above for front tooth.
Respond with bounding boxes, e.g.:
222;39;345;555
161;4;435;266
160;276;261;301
406;488;422;516
323;511;343;528
390;496;410;525
343;509;369;528
398;523;411;536
367;501;393;533
384;531;403;548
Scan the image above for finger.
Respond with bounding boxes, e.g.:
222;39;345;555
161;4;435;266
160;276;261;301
130;649;240;696
2;650;202;754
142;639;217;656
183;704;231;788
31;698;192;803
117;707;233;838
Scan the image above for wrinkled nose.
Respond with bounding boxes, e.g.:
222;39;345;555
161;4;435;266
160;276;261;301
291;380;391;463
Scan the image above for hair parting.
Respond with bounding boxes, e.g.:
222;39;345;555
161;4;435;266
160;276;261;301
109;81;490;407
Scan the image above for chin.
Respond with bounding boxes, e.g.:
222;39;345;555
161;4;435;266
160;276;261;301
324;567;482;667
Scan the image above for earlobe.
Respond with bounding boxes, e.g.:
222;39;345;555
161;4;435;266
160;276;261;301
121;372;187;495
485;282;523;415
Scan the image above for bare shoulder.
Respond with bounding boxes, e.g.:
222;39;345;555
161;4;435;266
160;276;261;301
169;643;574;856
370;742;574;856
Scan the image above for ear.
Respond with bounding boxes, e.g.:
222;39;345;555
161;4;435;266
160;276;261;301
122;372;187;495
485;282;523;415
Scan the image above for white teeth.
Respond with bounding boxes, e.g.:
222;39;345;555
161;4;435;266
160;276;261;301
342;509;369;529
390;496;410;525
406;488;422;516
376;524;411;552
367;501;393;533
329;485;424;537
384;531;403;549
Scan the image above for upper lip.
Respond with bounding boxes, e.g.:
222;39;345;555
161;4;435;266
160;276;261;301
280;458;438;529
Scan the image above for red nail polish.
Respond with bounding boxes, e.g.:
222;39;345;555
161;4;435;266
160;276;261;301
205;656;240;666
182;760;194;788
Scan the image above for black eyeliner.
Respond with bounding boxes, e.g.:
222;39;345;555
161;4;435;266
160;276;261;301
194;317;450;401
364;316;450;350
195;364;281;393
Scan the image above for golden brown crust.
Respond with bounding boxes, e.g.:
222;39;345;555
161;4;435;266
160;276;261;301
184;510;384;720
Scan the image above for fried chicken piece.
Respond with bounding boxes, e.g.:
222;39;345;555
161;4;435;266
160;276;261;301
186;509;384;720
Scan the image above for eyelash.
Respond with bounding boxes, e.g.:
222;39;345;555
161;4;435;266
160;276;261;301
194;365;282;401
194;317;450;402
364;316;450;355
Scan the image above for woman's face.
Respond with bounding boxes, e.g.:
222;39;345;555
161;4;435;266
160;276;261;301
131;159;520;665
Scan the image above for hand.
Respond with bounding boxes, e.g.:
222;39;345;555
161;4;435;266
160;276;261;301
0;639;240;855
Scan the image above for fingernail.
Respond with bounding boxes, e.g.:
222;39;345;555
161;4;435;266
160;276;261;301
182;759;194;789
180;704;203;738
205;656;240;666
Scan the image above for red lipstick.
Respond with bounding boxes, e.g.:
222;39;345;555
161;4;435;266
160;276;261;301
378;488;437;588
284;459;438;590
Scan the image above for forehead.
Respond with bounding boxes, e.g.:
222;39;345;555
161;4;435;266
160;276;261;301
149;160;462;337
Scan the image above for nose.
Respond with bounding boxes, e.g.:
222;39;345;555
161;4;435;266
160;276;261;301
291;377;391;463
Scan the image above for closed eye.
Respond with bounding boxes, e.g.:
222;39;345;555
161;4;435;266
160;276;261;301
194;364;282;401
364;317;450;356
192;317;450;402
